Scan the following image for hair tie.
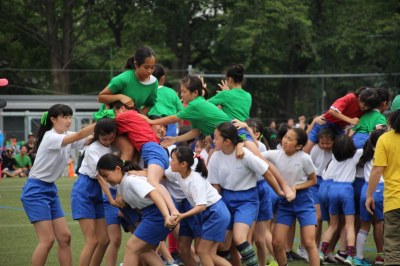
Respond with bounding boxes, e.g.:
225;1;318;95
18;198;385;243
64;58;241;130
259;134;264;140
193;153;204;161
41;111;48;126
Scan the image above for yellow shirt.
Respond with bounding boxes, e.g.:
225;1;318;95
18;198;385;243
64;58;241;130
373;130;400;212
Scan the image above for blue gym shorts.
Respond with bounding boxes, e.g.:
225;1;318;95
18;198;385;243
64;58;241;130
176;199;202;238
329;182;355;216
360;182;384;222
308;122;344;144
103;188;120;225
318;179;333;221
141;142;169;170
201;199;230;242
256;180;273;221
71;174;105;220
353;178;365;215
20;178;64;223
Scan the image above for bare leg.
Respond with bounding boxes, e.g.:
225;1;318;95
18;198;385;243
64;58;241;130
105;224;122;266
32;220;56;266
52;217;73;266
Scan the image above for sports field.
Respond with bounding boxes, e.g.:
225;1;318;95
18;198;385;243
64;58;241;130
0;177;378;265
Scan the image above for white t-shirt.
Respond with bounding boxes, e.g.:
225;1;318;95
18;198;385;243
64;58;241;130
355;165;364;179
262;150;317;187
310;145;332;176
323;149;363;183
165;170;221;207
78;141;113;179
207;147;269;191
364;160;384;183
29;129;85;183
257;141;268;181
118;174;155;210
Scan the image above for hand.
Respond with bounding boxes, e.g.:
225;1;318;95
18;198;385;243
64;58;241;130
114;194;126;208
217;79;230;91
365;196;375;215
165;215;177;229
120;95;135;107
314;116;327;125
161;136;176;148
236;142;244;159
284;186;296;202
232;119;248;130
349;117;360;126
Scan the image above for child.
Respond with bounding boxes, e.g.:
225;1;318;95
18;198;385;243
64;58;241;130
355;129;386;265
349;88;389;148
167;146;231;266
96;46;158;118
194;134;209;163
148;64;184;137
261;128;319;266
207;122;290;266
304;87;383;153
96;153;174;266
70;118;117;266
20;104;95;265
319;135;364;265
209;64;252;122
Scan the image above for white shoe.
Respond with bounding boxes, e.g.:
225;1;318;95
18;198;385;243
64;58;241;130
297;246;309;262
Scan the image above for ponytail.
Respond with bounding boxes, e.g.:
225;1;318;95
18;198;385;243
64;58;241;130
171;147;208;178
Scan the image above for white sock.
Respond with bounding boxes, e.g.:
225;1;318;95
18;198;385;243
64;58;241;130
356;229;368;259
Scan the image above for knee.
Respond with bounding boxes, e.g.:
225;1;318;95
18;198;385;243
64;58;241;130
254;236;265;248
178;243;191;257
110;235;122;248
40;236;56;250
98;235;110;247
303;238;317;250
57;231;71;247
272;237;284;249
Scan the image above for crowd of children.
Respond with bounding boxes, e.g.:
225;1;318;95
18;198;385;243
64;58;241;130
18;46;400;266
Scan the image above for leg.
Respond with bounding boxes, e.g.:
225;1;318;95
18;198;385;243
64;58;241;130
315;204;322;247
253;221;268;265
123;234;154;266
372;218;384;254
140;249;165;266
52;217;73;266
300;225;319;266
321;214;339;255
272;223;290;266
78;219;98;266
90;218;110;266
179;236;198;266
265;219;274;257
114;135;135;161
198;239;231;266
105;224;122;266
344;215;356;256
32;220;56;266
356;220;371;259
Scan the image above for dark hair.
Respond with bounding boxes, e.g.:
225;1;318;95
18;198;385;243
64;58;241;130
175;126;195;148
357;129;387;168
111;100;140;113
180;75;205;98
148;115;168;131
289;128;308;148
263;127;279;150
36;104;73;151
355;87;382;110
245;118;268;148
216;122;242;146
97;153;142;174
389;109;400;133
171;146;208;178
318;127;335;140
376;88;390;104
277;123;291;142
226;64;245;83
89;118;117;145
124;47;156;69
332;135;356;162
152;64;165;80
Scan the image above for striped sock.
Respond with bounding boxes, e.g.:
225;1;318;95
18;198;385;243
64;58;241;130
236;241;258;266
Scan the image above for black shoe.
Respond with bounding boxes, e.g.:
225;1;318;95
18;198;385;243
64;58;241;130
334;250;348;264
286;250;305;261
171;251;184;266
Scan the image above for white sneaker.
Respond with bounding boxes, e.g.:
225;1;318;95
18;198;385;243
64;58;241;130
297;246;309;261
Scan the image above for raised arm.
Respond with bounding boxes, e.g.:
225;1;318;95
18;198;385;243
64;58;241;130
98;87;134;107
62;123;95;147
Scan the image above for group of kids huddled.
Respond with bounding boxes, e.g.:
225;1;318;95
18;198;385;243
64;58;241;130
18;46;399;266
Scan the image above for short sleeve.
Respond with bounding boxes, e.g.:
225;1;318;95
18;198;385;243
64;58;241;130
207;153;220;184
373;138;388;167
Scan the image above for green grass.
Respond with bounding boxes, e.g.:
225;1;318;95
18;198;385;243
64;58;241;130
0;177;379;265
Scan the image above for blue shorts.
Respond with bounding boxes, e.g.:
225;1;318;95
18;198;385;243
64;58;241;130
310;176;323;205
353;178;365;215
222;187;259;230
329;182;355;216
134;204;170;247
120;205;141;227
276;188;316;227
319;179;333;221
71;174;105;220
103;188;120;225
141;142;169;170
360;182;384;222
308;122;344;144
201;199;230;242
20;178;64;223
270;187;280;214
176;199;202;238
352;132;370;149
257;180;273;221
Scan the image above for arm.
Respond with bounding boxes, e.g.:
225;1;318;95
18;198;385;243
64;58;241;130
141;114;181;126
327;109;359;126
161;128;201;148
262;169;285;197
365;166;384;214
97;175;122;207
98;87;135;107
264;160;296;201
293;172;317;191
148;189;174;229
175;205;206;224
212;184;222;194
62;123;95;147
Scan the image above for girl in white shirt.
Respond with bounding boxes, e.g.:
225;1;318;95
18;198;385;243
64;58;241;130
96;153;174;266
167;146;231;266
70;118;117;266
20;104;95;266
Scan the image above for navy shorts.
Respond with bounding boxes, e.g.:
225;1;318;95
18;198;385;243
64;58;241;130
319;179;333;221
309;176;323;205
103;188;120;225
353;178;365;215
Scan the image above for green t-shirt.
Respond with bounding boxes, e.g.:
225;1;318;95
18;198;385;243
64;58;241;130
14;154;32;168
208;88;252;121
353;109;387;133
176;96;231;135
148;86;184;116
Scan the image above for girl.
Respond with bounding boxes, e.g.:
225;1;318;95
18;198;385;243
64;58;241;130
70;118;117;266
96;153;174;266
20;104;95;266
167;146;231;266
207;122;289;266
355;129;386;265
96;46;158;118
194;134;209;163
304;87;383;153
209;64;252;122
319;135;364;265
262;128;319;266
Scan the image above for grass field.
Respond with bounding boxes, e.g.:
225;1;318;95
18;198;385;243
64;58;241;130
0;177;378;265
